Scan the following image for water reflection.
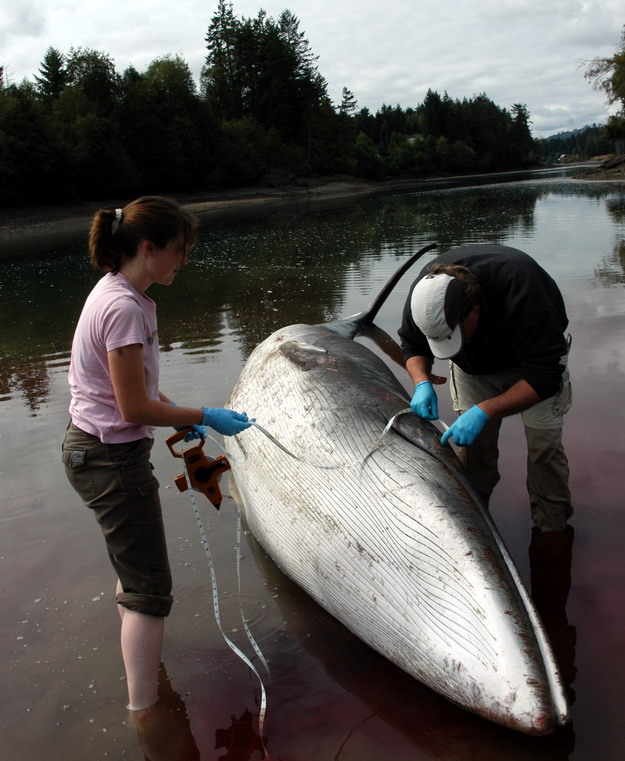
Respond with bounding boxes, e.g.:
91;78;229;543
3;178;624;412
133;664;200;761
528;527;577;705
215;709;267;761
136;692;271;761
594;240;625;286
605;196;625;224
0;356;53;411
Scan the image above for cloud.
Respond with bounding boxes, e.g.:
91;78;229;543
0;0;621;136
0;1;46;41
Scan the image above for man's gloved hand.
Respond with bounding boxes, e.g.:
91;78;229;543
201;407;253;436
171;402;206;442
440;405;489;447
410;381;439;420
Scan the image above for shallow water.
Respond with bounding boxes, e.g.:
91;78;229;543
1;173;624;760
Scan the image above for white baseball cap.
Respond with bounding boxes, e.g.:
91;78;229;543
410;273;464;359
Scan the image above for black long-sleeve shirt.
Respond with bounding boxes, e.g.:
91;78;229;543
398;245;569;400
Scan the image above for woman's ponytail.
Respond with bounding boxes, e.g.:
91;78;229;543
88;197;199;273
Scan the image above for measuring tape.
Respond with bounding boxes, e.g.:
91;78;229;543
181;456;270;757
169;406;454;757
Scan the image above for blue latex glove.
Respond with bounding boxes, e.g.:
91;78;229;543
410;381;439;420
440;405;489;447
171;402;206;442
201;407;253;436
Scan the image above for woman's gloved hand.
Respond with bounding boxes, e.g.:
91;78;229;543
410;381;439;420
171;402;206;441
201;407;253;436
440;405;489;447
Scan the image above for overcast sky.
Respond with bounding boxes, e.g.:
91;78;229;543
1;0;623;137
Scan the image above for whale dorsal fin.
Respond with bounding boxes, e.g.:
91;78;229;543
324;243;437;339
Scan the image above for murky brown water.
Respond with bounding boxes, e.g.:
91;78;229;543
1;173;624;760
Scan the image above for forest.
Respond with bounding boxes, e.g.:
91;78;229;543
0;2;621;206
538;125;613;163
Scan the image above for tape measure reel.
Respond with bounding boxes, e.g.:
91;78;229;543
166;429;231;509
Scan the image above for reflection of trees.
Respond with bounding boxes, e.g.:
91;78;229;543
0;182;565;371
0;357;51;412
0;246;92;361
172;183;549;358
544;181;623;200
606;195;625;223
177;206;393;357
393;184;539;250
2;177;623;407
594;240;625;285
595;193;625;284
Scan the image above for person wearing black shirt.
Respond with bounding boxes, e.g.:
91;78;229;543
399;244;572;533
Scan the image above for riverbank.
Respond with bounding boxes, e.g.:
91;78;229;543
573;153;625;180
2;164;622;258
0;177;403;258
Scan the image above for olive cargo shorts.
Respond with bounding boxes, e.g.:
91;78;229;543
62;423;173;617
449;362;573;532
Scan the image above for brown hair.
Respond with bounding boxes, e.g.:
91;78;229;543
429;263;481;318
88;196;199;273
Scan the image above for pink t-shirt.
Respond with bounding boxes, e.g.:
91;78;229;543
69;272;160;443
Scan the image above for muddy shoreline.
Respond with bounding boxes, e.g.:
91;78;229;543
0;178;404;258
1;165;621;258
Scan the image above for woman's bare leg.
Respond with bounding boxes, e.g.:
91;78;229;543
115;578;164;710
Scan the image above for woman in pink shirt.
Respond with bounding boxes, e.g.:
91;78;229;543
62;196;251;729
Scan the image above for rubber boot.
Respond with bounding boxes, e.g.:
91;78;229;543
529;525;577;702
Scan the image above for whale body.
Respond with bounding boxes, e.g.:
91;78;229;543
227;250;570;734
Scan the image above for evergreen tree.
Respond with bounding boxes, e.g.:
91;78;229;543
354;130;383;178
202;4;330;169
278;9;328;107
354;106;376;140
376;104;407;151
0;81;64;201
202;0;242;119
277;10;330;157
118;56;218;191
278;10;318;77
461;94;510;167
509;103;535;164
34;47;67;99
52;49;128;196
420;90;448;137
339;87;357;115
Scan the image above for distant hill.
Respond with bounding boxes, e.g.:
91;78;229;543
539;124;616;162
543;126;595;141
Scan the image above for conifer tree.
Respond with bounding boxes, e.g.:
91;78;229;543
34;47;67;98
202;0;242;119
339;87;358;115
